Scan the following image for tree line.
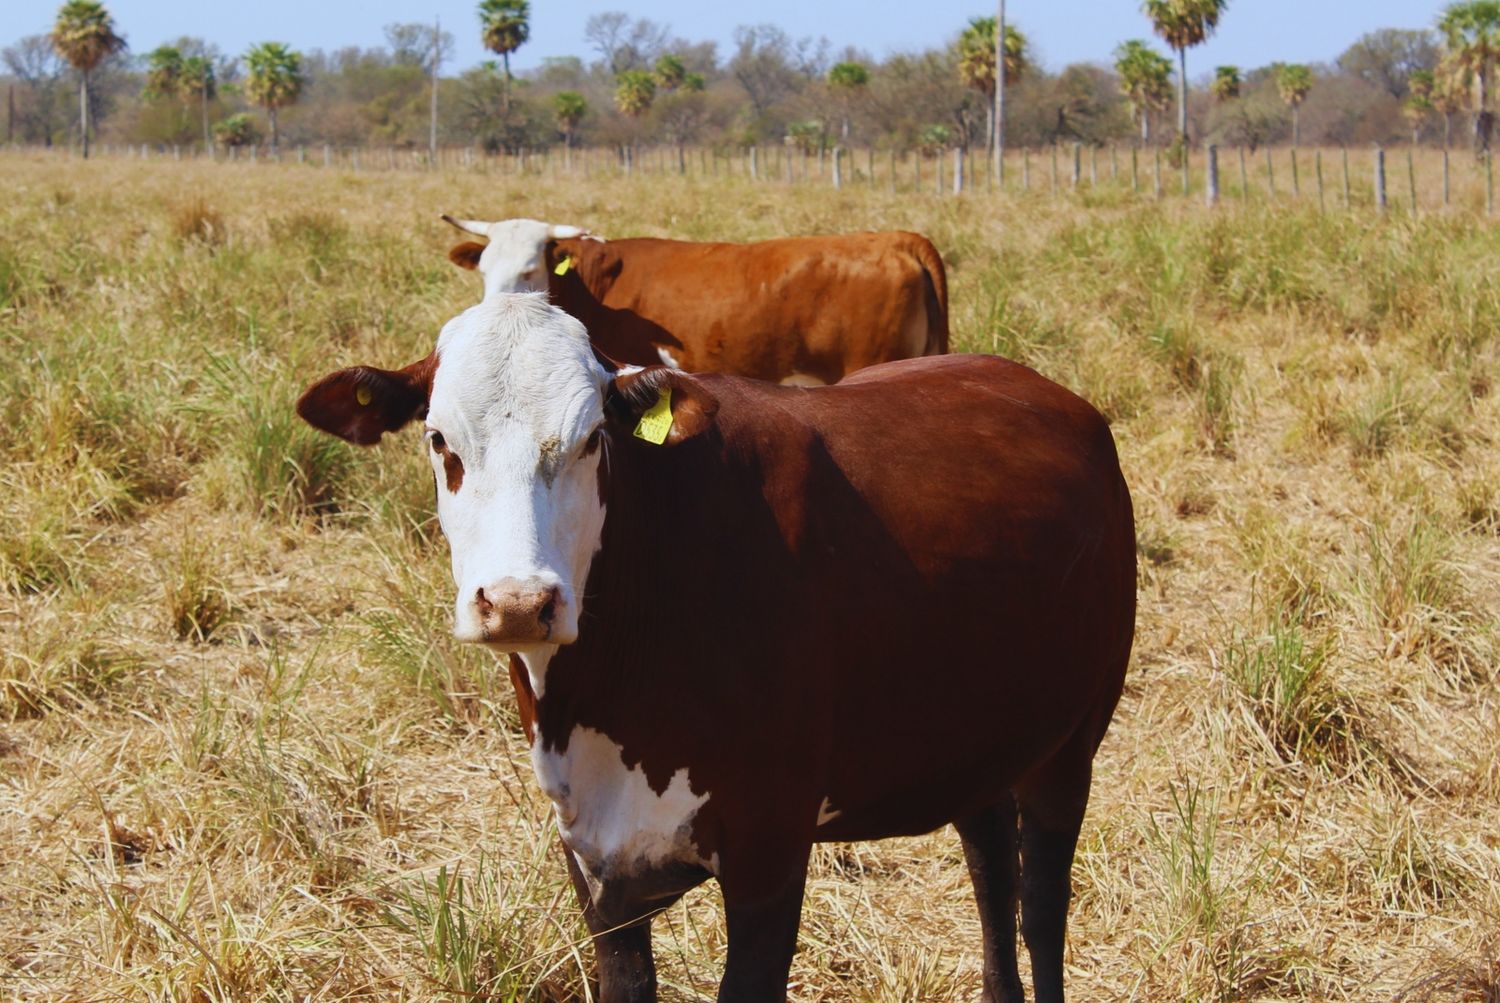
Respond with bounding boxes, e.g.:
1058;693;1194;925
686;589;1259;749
6;0;1499;160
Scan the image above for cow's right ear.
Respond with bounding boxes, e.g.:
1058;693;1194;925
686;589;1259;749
605;369;718;446
296;356;436;445
448;241;485;270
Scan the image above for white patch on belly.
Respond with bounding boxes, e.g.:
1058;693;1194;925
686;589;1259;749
780;372;826;387
817;796;842;826
656;347;682;370
533;723;711;878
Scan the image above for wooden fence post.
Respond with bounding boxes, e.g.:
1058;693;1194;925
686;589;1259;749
1239;146;1248;199
1442;148;1450;208
1090;145;1098;186
1487;152;1495;216
914;151;921;191
1316;151;1325;211
1023;148;1030;191
1342;147;1351;207
1051;144;1059;194
1265;146;1274;196
953;146;963;194
1374;146;1387;213
1182;143;1190;196
1408;148;1417;215
1131;147;1139;194
1071;142;1081;188
1111;145;1119;181
1291;147;1300;196
833;146;842;189
1206;144;1219;206
1154;148;1163;199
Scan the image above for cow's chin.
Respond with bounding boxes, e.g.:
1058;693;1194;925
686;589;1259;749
450;616;580;650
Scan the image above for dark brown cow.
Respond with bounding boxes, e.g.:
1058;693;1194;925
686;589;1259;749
442;216;948;383
296;293;1135;1003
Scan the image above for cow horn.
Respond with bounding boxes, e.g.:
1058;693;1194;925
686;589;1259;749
441;214;492;237
548;224;586;239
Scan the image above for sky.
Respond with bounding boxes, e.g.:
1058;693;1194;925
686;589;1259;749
7;1;1449;78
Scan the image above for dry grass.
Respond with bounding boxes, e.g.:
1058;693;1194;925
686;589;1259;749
1;149;1498;1001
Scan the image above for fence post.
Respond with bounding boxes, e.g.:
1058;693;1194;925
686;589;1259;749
1131;147;1139;194
1051;144;1059;194
298;145;305;164
890;149;897;193
750;145;758;180
1291;147;1300;196
1342;147;1351;207
1374;146;1387;213
1206;144;1219;206
1408;148;1417;215
1487;152;1494;216
1239;146;1248;199
1265;146;1274;196
1023;148;1030;191
1316;150;1325;211
1182;143;1190;196
952;146;963;194
832;146;842;189
914;151;921;191
1154;148;1163;199
868;148;876;188
1090;145;1098;186
1071;142;1081;188
1111;145;1119;181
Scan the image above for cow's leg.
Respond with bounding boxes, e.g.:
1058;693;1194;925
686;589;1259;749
956;795;1026;1003
562;848;657;1003
1013;744;1093;1003
716;851;810;1003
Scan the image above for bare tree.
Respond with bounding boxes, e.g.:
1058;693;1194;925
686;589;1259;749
585;12;669;75
3;36;67;145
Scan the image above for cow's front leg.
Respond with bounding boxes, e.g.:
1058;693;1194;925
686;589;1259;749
562;847;658;1003
717;848;811;1003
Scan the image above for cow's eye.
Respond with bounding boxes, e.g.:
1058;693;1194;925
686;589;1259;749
428;431;447;453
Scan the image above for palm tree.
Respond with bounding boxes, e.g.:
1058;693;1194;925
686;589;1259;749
179;55;216;151
615;69;656;119
1142;0;1229;144
654;53;686;92
1273;63;1314;146
1439;1;1500;154
827;61;869;140
1433;54;1471;148
1114;39;1174;143
1211;65;1241;102
478;0;529;115
244;42;303;152
143;45;182;101
554;90;586;151
50;0;126;159
957;16;1027;149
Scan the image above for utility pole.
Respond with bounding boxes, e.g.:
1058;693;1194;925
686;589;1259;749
994;0;1006;186
430;14;440;165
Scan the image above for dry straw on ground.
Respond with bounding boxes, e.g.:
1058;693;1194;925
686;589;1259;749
1;152;1497;1001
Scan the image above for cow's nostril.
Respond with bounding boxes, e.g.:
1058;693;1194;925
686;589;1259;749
475;587;492;615
537;591;557;626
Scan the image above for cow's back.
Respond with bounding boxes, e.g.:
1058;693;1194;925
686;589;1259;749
554;232;948;382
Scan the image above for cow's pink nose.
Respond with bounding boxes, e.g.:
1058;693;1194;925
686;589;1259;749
474;580;560;644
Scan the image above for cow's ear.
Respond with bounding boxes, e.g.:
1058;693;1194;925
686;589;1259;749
297;356;436;445
606;369;717;446
448;241;485;270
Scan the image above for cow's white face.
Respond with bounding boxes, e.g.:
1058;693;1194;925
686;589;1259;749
446;217;588;298
424;294;609;651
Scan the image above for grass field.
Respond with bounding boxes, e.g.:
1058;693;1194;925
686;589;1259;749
2;151;1499;1001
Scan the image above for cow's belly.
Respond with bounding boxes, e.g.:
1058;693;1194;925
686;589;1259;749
531;722;716;914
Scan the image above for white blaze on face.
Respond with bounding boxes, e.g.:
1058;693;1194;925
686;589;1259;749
457;218;587;298
425;293;609;652
533;723;714;879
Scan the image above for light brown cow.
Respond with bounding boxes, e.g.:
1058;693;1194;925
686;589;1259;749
443;216;948;384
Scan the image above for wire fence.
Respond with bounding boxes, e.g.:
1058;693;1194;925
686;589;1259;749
4;141;1493;215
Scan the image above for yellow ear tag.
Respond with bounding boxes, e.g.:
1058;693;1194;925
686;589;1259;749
553;256;572;276
633;387;672;445
355;386;373;406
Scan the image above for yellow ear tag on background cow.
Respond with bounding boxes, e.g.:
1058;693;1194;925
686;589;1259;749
355;386;373;406
633;387;672;445
553;256;572;276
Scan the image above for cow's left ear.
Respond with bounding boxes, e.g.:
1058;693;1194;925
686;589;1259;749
605;369;718;446
448;241;485;270
296;356;436;445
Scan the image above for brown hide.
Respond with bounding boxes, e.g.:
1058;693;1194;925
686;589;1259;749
532;353;1134;910
542;232;949;383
